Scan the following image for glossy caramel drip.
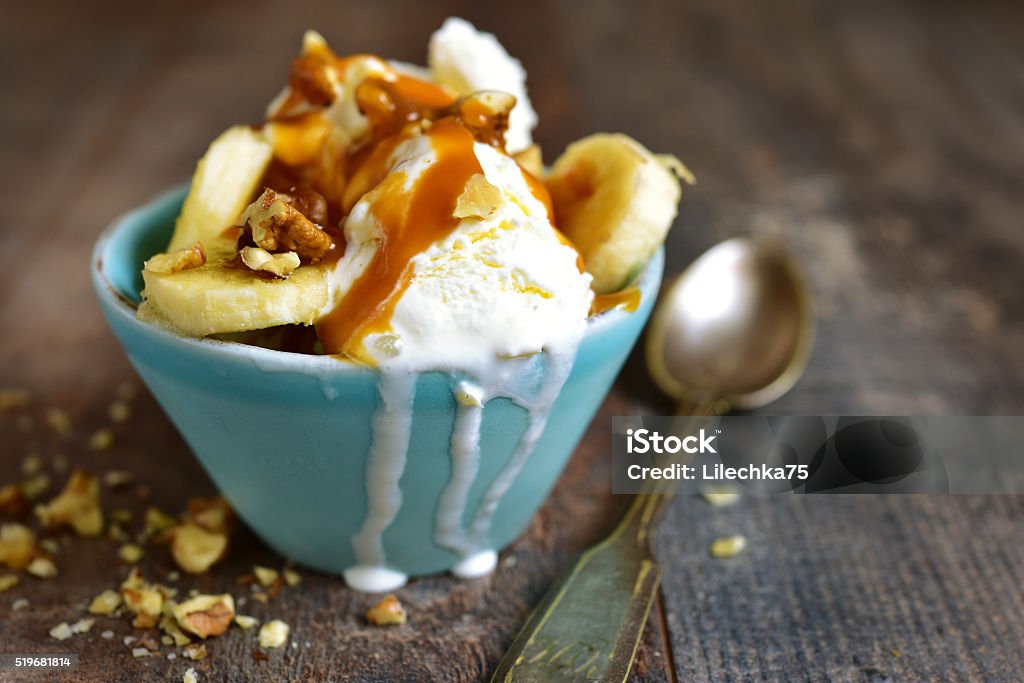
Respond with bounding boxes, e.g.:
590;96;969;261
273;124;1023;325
268;111;331;167
316;119;484;360
254;41;595;360
590;287;641;315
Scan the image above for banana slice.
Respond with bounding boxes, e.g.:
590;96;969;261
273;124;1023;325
546;133;691;294
167;126;274;252
142;124;330;337
139;258;329;337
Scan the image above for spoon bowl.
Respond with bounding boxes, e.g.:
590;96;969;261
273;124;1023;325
646;237;813;410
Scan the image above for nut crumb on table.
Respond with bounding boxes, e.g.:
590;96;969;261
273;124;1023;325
366;594;408;626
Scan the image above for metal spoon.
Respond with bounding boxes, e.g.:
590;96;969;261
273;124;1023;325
491;237;813;682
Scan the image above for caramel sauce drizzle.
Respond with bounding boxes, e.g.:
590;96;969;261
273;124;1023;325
316;118;484;359
590;287;642;315
257;44;588;362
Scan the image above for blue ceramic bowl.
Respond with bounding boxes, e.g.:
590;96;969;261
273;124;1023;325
92;186;663;587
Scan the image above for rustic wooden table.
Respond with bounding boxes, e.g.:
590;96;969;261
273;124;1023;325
2;1;1023;681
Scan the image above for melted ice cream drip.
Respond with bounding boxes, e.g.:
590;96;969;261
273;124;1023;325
346;345;577;592
433;381;486;558
433;347;576;574
344;370;415;592
466;350;575;549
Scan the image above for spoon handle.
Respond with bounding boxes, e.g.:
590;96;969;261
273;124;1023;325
491;403;718;683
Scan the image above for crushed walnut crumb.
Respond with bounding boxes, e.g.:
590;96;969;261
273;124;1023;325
453;173;503;219
20;474;50;501
258;619;289;649
366;594;406;626
88;589;123;615
49;622;74;641
173;594;235;639
89;428;115;452
709;535;747;559
118;543;145;564
71;618;94;634
145;242;206;275
108;400;131;424
45;408;73;436
104;471;135;489
0;484;28;516
182;643;208;661
234;614;259;630
35;470;103;537
21;453;43;476
240;247;301;279
171;523;227;575
282;568;301;587
121;569;164;629
159;611;193;647
0;523;38;570
27;556;58;579
253;565;279;588
701;487;740;507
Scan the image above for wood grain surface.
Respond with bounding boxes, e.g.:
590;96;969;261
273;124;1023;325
2;0;1023;681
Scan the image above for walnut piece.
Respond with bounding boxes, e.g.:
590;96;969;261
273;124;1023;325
253;565;279;588
257;619;290;649
20;474;50;501
108;400;131;423
121;569;164;629
45;407;72;436
89;428;115;452
143;506;177;539
173;594;235;639
242;188;333;263
145;242;206;275
35;470;103;537
186;497;234;534
453;174;503;220
282;568;301;587
0;523;38;569
0;484;28;516
119;543;145;564
182;643;208;661
49;622;74;641
288;53;337;107
171;523;227;574
27;556;58;579
88;589;123;615
709;535;747;559
365;594;407;626
234;614;259;630
700;488;740;507
104;471;135;489
240;247;301;279
0;574;18;592
160;612;193;647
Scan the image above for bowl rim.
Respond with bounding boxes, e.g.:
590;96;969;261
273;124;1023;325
91;185;665;376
